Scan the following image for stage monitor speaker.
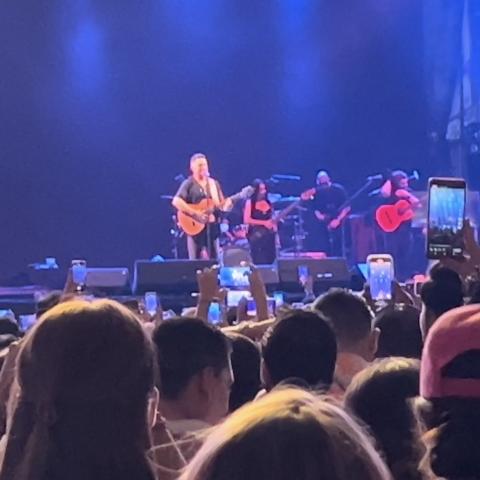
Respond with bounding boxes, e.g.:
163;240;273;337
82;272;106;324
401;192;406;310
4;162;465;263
133;260;216;295
85;267;131;295
255;264;280;290
277;257;351;292
222;246;252;267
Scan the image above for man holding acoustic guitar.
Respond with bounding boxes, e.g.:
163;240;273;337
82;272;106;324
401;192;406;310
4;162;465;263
377;170;420;279
173;153;253;260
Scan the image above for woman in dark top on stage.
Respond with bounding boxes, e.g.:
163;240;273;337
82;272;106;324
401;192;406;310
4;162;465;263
244;179;277;265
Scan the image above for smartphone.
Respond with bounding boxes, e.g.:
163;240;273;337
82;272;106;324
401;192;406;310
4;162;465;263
247;298;275;317
18;314;37;333
71;259;87;290
427;177;466;259
227;290;250;307
291;302;305;309
367;254;394;301
413;274;427;297
219;266;250;288
0;309;15;320
144;292;159;316
273;291;284;309
297;265;309;285
208;301;223;326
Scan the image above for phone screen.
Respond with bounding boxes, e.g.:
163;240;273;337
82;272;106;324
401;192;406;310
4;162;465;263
18;314;37;332
368;256;394;301
297;265;309;284
71;260;87;287
273;292;284;309
247;298;275;316
219;266;250;288
208;302;223;326
144;292;159;316
427;180;466;258
227;290;249;307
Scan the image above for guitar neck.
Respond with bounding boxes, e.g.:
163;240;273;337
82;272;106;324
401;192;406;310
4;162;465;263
228;191;246;204
276;200;301;222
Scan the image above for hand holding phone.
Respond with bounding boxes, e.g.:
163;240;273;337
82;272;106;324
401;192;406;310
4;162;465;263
71;259;87;292
367;254;394;301
208;301;223;326
297;265;309;286
18;314;37;332
144;292;159;317
427;177;466;259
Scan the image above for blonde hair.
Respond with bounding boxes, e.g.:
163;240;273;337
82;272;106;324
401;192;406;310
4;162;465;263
0;299;156;480
179;388;392;480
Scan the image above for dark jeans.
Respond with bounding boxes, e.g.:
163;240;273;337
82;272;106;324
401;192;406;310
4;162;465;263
310;223;344;257
248;229;276;265
187;224;220;260
384;222;412;280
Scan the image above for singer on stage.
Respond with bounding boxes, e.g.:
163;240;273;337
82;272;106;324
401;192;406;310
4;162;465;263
308;170;349;256
244;179;277;265
379;170;420;279
172;153;232;260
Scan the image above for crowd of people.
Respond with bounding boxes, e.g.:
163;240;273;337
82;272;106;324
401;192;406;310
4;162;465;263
0;226;479;479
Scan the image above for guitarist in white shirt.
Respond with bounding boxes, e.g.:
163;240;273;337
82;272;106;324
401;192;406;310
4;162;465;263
172;153;233;260
379;170;420;280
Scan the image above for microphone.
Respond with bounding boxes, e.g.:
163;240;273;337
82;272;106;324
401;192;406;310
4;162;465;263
367;173;383;181
271;174;301;181
409;170;420;182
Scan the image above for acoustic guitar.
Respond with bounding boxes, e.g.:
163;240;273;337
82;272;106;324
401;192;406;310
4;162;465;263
178;186;254;236
375;199;414;233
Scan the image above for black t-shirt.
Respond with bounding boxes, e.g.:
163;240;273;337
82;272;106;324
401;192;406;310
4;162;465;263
251;200;273;221
311;183;347;219
175;176;224;205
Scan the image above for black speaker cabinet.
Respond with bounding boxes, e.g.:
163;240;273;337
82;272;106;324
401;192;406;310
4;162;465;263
133;260;216;294
277;257;351;292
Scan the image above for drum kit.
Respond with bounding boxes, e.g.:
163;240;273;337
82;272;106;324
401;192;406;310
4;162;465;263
161;193;309;258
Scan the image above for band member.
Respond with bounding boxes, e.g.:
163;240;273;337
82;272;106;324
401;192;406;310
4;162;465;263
379;170;420;279
172;153;232;260
309;170;349;256
244;179;277;265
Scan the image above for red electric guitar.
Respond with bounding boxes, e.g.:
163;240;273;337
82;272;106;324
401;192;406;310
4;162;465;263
375;199;414;233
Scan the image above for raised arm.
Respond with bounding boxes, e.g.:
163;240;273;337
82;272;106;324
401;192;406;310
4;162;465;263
395;189;420;207
380;180;392;198
216;182;233;211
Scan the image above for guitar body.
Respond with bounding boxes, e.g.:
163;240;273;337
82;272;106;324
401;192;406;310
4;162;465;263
177;185;254;236
177;199;215;236
376;199;414;233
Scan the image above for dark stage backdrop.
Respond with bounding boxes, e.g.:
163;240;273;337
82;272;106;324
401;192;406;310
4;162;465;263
0;0;427;280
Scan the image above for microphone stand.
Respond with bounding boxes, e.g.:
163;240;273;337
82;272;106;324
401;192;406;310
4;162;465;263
205;177;214;260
